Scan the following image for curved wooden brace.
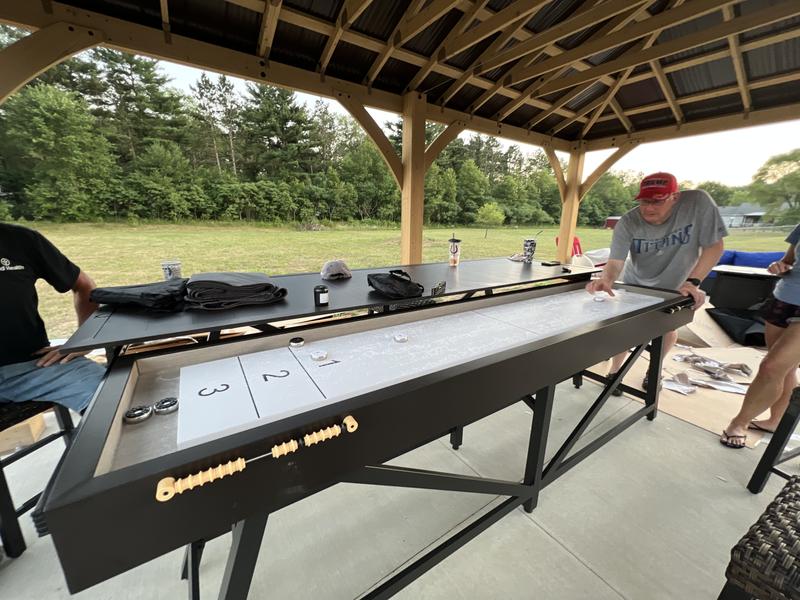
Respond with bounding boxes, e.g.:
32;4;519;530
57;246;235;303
424;120;465;171
336;91;403;188
0;22;104;105
543;147;566;201
578;142;636;200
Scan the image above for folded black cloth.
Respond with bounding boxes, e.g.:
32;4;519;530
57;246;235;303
367;269;424;300
185;272;287;311
90;278;188;312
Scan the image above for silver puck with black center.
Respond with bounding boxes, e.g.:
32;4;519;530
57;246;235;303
154;396;179;415
124;405;153;424
289;337;305;348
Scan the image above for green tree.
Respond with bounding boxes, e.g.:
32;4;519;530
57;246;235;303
0;84;117;220
750;149;800;223
93;48;187;163
424;164;458;224
456;159;489;223
475;202;505;227
697;180;735;206
339;140;400;221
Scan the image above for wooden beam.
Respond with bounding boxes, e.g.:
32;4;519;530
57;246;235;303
526;85;593;130
578;143;636;199
159;0;171;44
583;101;800;151
364;0;425;85
336;91;403;187
0;2;574;152
508;0;741;87
318;0;373;74
424;120;466;171
493;1;646;122
441;0;551;60
398;0;461;46
594;70;800;124
552;95;605;134
401;92;427;265
556;151;585;263
439;13;531;104
650;59;683;124
723;5;751;112
475;0;646;75
535;0;800;96
609;98;633;132
407;0;489;92
544;148;566;200
0;21;103;105
257;0;281;59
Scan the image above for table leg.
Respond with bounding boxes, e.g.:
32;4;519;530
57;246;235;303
523;386;554;513
218;513;269;600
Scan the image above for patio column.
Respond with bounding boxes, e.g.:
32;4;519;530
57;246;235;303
548;142;636;262
0;22;103;106
401;91;426;265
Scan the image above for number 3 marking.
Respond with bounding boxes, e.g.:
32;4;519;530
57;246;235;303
263;370;290;382
198;384;230;397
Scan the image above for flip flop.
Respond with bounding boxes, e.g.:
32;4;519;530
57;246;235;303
748;422;775;434
720;430;747;449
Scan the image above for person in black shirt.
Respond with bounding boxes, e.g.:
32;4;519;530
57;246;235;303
0;224;104;412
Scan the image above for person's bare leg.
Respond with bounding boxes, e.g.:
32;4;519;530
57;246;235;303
746;322;793;431
608;329;678;378
724;323;800;446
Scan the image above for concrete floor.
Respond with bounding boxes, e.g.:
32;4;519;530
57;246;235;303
0;380;790;600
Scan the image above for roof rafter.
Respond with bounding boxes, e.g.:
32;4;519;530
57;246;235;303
508;0;741;88
318;0;374;74
407;0;490;91
159;0;171;44
578;0;686;136
650;59;683;124
364;0;425;86
475;0;648;75
398;0;462;46
441;0;552;60
722;4;751;112
535;0;800;96
257;0;282;59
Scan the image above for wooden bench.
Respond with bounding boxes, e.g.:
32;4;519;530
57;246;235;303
0;401;74;558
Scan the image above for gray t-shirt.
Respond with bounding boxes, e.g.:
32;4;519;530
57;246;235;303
610;190;728;290
773;224;800;306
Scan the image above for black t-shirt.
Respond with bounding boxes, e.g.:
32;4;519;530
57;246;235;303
0;224;80;367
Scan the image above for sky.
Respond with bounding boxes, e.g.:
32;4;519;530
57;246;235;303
159;61;800;188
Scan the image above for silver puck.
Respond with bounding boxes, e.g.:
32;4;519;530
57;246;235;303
289;337;305;348
311;350;328;361
393;332;408;343
593;295;606;302
154;397;179;415
124;405;153;424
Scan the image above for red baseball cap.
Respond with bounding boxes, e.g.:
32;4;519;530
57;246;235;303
636;172;679;200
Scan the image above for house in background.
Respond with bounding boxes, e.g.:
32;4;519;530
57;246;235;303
718;203;769;228
605;216;621;229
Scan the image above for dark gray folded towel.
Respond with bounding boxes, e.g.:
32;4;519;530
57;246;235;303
185;272;287;310
91;278;188;312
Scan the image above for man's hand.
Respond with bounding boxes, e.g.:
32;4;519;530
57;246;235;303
678;281;706;310
768;260;793;275
34;345;89;367
585;278;616;297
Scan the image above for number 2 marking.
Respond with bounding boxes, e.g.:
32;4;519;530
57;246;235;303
263;369;290;382
198;384;230;397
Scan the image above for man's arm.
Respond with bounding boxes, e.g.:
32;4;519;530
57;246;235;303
36;270;97;367
72;270;97;326
678;239;725;308
586;259;625;296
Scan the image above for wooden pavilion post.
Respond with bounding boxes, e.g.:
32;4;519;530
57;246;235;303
400;91;427;265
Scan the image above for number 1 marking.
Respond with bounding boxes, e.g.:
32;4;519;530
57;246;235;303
318;360;341;368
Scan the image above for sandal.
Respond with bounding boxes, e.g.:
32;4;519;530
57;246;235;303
720;430;746;449
607;372;623;397
748;422;775;434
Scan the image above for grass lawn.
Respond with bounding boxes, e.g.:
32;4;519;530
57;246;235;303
20;222;791;339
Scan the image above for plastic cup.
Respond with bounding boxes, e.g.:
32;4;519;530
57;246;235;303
161;260;182;280
523;239;537;263
448;238;461;267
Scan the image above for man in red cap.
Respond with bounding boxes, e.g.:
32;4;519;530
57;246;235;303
586;172;727;392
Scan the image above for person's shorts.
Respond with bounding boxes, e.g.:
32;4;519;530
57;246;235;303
760;296;800;328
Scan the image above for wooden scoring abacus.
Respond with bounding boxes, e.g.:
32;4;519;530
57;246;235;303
155;415;359;502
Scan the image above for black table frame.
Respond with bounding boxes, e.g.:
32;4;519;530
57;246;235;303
178;338;664;600
747;387;800;494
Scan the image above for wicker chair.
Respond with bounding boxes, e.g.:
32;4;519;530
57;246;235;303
0;401;74;559
719;475;800;599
